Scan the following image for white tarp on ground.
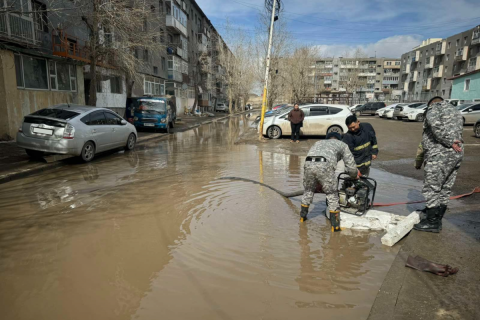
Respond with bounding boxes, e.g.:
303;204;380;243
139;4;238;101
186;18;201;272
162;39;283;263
337;210;421;247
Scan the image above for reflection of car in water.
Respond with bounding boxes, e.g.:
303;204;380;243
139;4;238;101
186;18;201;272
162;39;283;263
126;97;176;133
36;151;140;210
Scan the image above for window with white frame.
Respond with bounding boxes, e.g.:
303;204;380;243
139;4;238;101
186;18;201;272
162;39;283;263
465;79;470;91
144;77;164;95
15;54;76;91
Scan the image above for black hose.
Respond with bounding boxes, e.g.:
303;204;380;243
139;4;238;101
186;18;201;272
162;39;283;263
218;177;304;198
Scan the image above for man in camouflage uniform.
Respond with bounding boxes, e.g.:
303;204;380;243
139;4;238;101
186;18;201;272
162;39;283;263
414;97;464;233
300;132;360;225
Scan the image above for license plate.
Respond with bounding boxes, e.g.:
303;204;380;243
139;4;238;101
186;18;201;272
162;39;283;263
33;127;53;135
144;123;154;127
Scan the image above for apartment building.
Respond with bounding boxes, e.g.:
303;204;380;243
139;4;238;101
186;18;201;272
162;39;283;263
0;0;227;139
399;25;480;102
315;57;401;100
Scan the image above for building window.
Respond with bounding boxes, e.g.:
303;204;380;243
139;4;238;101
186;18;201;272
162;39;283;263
154;66;158;74
446;54;449;61
32;0;48;32
15;54;49;90
161;57;166;71
456;39;459;46
445;66;448;73
465;79;470;91
395;61;401;65
144;49;149;62
110;76;122;94
151;5;155;13
464;36;468;44
443;78;446;84
447;42;451;49
159;0;164;13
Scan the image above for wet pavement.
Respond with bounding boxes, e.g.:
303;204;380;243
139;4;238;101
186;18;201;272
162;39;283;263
0;113;459;320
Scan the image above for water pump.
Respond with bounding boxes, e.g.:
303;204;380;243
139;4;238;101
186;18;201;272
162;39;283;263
338;173;377;216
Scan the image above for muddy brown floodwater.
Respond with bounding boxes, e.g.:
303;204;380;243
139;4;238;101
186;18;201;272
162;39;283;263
0;113;427;320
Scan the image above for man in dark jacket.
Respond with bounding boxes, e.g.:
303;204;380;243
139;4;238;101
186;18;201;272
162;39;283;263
342;115;378;177
288;104;305;143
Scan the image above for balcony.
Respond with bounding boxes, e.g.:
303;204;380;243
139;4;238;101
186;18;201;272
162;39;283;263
324;80;332;84
52;30;90;63
435;42;446;55
472;32;480;45
454;47;467;62
0;12;39;46
433;66;443;78
325;64;333;68
422;78;432;91
411;57;417;63
166;15;187;36
359;72;376;77
168;70;182;82
383;79;399;85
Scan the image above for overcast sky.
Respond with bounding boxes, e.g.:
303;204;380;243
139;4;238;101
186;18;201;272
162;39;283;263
197;0;480;58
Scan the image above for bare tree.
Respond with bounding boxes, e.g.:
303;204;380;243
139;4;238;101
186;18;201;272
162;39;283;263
343;48;367;102
216;22;256;114
254;9;291;110
284;46;319;103
71;0;165;105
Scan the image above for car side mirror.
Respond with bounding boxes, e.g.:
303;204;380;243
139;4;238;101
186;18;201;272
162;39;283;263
121;119;128;125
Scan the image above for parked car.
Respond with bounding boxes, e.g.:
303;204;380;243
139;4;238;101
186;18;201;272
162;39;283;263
254;106;293;123
383;108;395;119
354;102;386;116
215;103;228;112
393;102;425;120
273;104;288;110
260;104;350;139
377;103;402;117
475;119;480;138
457;103;480;125
350;104;362;112
406;104;428;122
17;104;137;162
126;97;176;133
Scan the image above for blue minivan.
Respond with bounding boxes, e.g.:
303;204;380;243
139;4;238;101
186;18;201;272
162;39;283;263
126;97;177;133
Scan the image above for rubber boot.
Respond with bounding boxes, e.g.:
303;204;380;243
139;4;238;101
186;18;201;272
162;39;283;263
300;205;309;222
413;207;441;233
437;205;447;230
330;210;341;232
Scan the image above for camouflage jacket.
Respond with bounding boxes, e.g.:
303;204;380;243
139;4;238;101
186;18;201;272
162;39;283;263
307;139;358;178
422;101;463;157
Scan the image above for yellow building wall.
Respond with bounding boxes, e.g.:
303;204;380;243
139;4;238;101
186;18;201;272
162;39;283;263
0;50;85;140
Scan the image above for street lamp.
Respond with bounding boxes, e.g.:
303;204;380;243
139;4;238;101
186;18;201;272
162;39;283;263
258;0;281;141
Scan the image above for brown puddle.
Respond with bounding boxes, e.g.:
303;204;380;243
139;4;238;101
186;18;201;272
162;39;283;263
0;114;423;320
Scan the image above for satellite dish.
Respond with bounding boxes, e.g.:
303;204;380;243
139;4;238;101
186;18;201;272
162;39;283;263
181;83;188;90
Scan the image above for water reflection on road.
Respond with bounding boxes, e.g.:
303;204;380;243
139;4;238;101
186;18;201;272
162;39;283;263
0;113;420;320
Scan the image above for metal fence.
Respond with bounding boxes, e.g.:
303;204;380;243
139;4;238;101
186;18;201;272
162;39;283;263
0;13;37;45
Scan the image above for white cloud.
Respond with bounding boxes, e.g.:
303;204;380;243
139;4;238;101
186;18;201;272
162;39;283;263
315;35;423;58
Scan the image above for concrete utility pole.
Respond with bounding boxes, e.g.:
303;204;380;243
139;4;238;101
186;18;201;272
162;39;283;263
258;0;279;141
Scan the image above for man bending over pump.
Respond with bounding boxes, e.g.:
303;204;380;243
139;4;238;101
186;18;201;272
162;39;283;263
300;132;361;225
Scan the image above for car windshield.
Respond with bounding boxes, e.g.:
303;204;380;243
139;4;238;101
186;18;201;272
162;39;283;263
457;104;473;110
31;108;79;120
136;100;167;114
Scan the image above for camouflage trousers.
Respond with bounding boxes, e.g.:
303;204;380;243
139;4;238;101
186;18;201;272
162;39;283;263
423;152;463;208
301;162;339;212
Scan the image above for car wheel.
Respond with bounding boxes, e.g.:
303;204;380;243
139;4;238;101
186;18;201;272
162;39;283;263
125;133;136;151
267;125;282;139
81;141;95;162
396;117;402;120
416;114;424;122
327;125;343;134
475;124;480;138
355;111;361;117
25;149;44;159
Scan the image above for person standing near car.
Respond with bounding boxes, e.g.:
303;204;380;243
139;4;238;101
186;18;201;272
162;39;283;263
413;97;463;233
342;115;378;177
288;104;305;143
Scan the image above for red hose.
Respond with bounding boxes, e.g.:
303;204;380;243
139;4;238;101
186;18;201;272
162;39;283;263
373;187;480;207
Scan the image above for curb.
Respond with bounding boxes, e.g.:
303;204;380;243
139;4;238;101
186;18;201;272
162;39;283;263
0;111;254;185
0;162;64;185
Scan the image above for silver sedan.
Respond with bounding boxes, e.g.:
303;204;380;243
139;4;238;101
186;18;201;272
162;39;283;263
17;104;137;162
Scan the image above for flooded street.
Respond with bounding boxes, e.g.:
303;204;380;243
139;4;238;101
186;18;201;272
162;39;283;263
0;114;425;320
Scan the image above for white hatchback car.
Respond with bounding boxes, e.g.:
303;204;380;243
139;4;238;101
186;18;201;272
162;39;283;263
377;103;403;117
457;103;480;125
260;104;350;139
406;104;427;122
